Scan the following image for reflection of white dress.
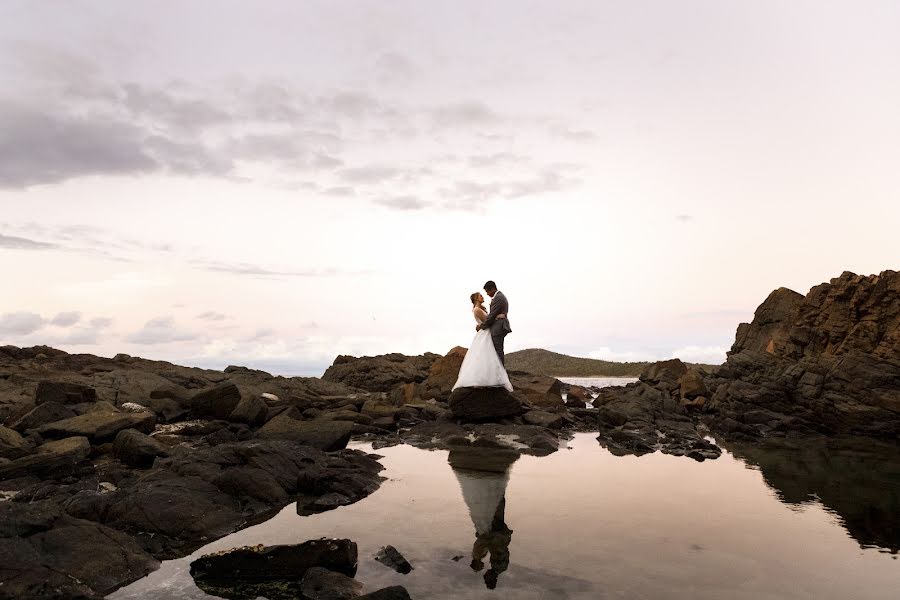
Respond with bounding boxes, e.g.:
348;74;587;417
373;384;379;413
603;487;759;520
452;307;513;392
453;469;511;535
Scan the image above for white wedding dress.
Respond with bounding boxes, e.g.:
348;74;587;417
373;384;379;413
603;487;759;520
452;306;514;392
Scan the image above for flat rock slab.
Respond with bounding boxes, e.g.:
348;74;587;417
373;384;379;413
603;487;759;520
0;436;90;481
448;387;525;421
258;414;354;451
9;401;77;432
374;545;413;574
36;410;156;442
191;539;358;582
522;410;566;429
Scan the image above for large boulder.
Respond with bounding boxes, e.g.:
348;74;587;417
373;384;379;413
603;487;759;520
322;353;440;392
639;359;688;392
509;373;564;411
678;368;708;400
190;539;358;582
190;383;242;420
228;394;268;425
0;512;159;599
448;387;525;421
35;410;156;443
113;428;169;468
34;381;97;405
301;566;363;600
9;401;77;432
0;436;90;481
420;347;467;399
0;424;29;459
258;414;354;451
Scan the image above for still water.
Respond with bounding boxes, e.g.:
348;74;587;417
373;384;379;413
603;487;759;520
114;432;899;600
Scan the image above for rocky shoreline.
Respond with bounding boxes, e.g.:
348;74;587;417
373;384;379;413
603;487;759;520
0;269;897;598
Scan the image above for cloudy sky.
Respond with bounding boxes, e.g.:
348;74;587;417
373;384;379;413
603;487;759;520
1;1;898;375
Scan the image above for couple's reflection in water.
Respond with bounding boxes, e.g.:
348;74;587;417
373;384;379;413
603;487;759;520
448;448;520;590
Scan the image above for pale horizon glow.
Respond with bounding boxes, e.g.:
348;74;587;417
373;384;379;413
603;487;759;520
2;1;899;375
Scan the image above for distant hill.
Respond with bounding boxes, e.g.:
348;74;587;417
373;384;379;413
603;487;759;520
506;348;650;377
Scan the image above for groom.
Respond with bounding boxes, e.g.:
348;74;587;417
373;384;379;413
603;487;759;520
476;280;512;365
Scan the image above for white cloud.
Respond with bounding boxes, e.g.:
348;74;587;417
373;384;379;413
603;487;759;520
669;345;728;365
588;347;649;362
50;311;81;327
0;312;45;336
125;316;197;345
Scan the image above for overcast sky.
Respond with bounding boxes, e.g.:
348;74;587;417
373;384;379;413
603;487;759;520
1;1;898;375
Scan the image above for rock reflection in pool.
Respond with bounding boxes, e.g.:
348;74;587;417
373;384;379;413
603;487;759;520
448;448;519;589
112;433;899;600
724;435;900;554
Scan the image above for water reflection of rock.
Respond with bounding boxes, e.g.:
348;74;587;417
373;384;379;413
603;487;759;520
449;448;520;589
726;435;900;554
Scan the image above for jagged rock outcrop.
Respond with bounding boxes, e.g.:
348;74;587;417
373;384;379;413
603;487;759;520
706;270;900;438
595;270;900;453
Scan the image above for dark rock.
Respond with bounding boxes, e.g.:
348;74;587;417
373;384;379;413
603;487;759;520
212;466;289;504
0;500;62;537
360;397;402;420
0;424;29;459
258;414;354;451
113;429;169;468
190;539;358;581
0;436;90;481
9;401;77;432
564;396;586;409
300;566;363;600
228;394;268;425
374;545;413;574
191;383;242;420
678;369;708;399
147;397;189;422
709;270;900;438
358;587;413;600
35;410;156;443
639;359;688;392
0;515;158;598
322;409;373;425
34;381;97;405
509;373;564;411
322;353;440;392
522;410;566;429
448;387;525;421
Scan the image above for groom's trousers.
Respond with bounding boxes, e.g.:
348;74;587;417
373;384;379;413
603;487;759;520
491;332;506;365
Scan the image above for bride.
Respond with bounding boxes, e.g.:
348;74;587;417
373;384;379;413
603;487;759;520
452;292;514;392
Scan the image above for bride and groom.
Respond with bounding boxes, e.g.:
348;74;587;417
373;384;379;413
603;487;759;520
452;280;513;392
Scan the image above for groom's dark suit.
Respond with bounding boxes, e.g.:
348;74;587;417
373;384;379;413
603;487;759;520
481;291;511;365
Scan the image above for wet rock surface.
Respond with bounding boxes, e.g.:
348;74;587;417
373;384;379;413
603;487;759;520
190;538;411;600
374;545;414;574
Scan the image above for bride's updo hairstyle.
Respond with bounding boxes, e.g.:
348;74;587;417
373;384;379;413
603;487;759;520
470;292;480;305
